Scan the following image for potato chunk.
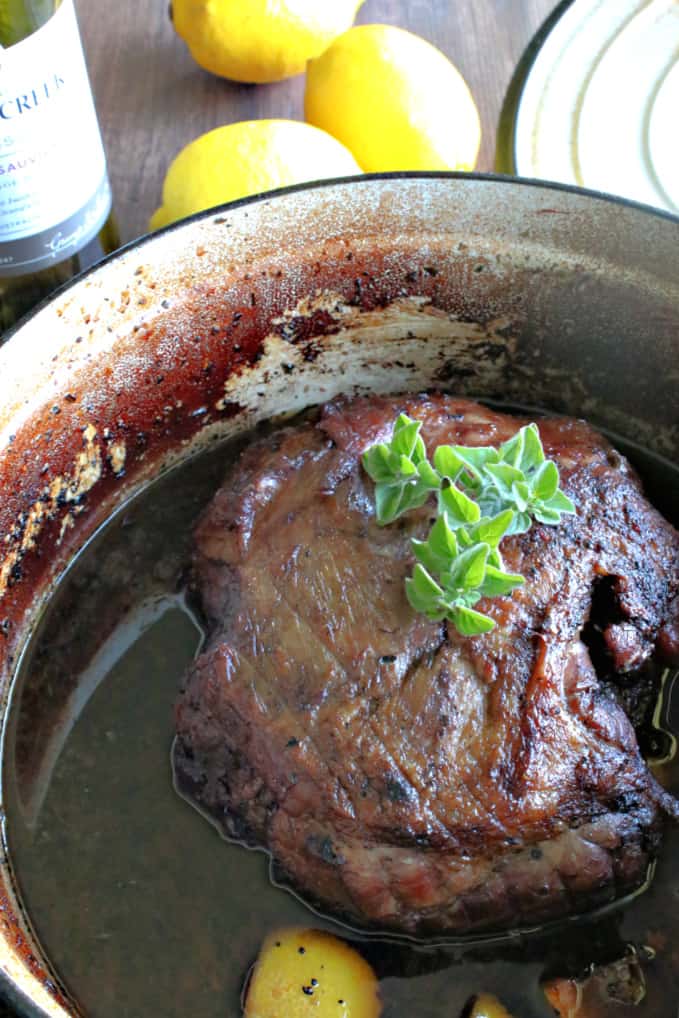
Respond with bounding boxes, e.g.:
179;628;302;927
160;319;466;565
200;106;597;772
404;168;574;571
244;927;382;1018
467;993;515;1018
542;953;646;1015
542;978;582;1017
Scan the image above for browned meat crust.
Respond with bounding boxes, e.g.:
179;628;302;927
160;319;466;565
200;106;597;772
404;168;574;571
174;394;679;935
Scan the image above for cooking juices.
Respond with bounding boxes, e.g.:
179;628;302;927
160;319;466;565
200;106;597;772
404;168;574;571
2;417;678;1018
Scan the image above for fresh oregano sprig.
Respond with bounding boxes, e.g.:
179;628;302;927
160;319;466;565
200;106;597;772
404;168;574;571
434;422;575;535
361;415;576;636
361;414;441;525
406;512;525;635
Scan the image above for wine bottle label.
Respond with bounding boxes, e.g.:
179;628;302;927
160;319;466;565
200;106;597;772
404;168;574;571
0;0;112;276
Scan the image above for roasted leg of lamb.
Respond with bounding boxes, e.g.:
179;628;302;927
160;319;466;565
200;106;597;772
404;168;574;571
174;394;679;935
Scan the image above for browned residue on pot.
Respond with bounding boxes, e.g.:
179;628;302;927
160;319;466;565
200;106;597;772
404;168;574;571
0;424;123;603
215;291;517;413
107;441;127;476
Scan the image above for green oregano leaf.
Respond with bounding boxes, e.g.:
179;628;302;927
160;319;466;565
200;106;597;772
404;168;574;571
405;564;446;619
478;565;525;598
506;510;532;535
412;516;458;576
450;444;499;481
451;605;496;636
471;509;515;548
517;423;546;472
447;542;489;591
362;413;577;637
511;480;530;512
533;506;562;526
545;489;576;514
498;428;525;469
531;460;559;501
396;454;418;478
417;459;440;488
374;484;406;525
411;562;444;599
438;479;481;528
362;443;393;483
485;462;525;495
433;444;464;479
427;514;459;562
391;415;424;459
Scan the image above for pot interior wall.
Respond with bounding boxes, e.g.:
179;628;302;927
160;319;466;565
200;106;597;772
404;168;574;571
0;175;677;1015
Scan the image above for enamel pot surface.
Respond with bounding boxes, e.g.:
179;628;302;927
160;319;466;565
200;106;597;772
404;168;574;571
0;174;677;1015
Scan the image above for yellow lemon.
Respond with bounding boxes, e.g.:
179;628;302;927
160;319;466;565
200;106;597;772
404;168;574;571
150;119;362;230
171;0;364;84
305;24;481;172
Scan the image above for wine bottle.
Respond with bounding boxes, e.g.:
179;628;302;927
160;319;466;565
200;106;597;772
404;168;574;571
0;0;119;335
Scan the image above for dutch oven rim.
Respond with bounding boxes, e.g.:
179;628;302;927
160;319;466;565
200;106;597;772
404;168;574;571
3;169;679;351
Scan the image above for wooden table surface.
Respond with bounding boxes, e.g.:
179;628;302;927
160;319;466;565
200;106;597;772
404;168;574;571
75;0;558;246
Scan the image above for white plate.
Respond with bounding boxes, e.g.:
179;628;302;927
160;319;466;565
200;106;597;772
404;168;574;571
509;0;679;214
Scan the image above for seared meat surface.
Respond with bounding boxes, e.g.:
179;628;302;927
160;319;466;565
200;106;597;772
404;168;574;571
174;394;679;934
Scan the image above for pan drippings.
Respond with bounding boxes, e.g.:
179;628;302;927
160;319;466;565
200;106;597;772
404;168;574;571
3;414;678;1018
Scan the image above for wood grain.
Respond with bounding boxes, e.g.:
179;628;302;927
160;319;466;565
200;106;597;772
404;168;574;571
75;0;557;244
